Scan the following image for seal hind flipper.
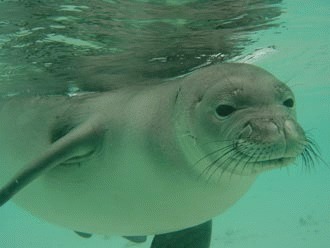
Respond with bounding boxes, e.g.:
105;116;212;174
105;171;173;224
74;231;93;238
74;232;147;242
0;117;105;207
123;236;147;243
151;220;212;248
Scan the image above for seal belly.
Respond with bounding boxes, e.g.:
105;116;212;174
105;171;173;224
14;115;255;236
12;144;255;236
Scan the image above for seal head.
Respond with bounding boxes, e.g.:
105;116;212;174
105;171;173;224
175;63;307;180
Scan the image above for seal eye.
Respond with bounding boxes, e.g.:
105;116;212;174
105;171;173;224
215;104;236;117
283;98;294;108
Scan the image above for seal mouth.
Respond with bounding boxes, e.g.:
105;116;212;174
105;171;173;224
248;156;296;168
224;152;298;174
194;135;320;180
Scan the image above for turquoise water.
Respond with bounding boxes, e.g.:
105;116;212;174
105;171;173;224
0;0;329;247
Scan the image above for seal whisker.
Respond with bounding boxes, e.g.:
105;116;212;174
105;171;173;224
303;153;311;172
206;146;239;182
226;141;251;178
239;145;262;176
267;145;273;163
199;139;236;146
198;145;236;182
290;134;329;173
199;142;243;182
305;138;321;158
212;140;252;179
305;145;315;168
297;136;323;170
193;143;234;169
217;140;251;180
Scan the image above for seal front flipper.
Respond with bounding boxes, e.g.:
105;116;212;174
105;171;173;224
0;117;105;207
151;220;212;248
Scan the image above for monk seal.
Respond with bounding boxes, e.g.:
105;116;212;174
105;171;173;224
0;63;317;247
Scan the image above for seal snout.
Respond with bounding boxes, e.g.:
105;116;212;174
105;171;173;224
236;117;305;164
239;118;283;142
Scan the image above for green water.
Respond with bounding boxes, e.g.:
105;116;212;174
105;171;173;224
0;0;329;247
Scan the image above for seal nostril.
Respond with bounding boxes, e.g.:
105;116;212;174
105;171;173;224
239;123;253;138
283;98;294;108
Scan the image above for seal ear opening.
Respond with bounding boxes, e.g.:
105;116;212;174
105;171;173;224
0;117;105;207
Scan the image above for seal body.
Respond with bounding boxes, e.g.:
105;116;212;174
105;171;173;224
0;63;306;236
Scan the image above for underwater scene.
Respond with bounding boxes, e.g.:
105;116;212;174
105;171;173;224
0;0;329;247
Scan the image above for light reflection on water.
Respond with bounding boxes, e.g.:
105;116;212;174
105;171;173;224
0;0;283;94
